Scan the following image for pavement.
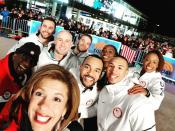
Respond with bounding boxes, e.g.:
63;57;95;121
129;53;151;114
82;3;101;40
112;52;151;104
156;90;175;131
0;36;17;58
0;36;175;131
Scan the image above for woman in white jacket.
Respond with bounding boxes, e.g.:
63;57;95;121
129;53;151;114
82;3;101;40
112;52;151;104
128;50;165;110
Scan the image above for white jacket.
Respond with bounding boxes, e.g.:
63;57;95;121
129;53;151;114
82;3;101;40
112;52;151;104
97;76;156;131
7;34;46;53
34;43;71;71
139;71;165;110
129;67;165;110
70;68;99;118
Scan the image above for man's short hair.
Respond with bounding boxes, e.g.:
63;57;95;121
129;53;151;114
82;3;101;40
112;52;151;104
36;17;56;41
42;17;56;29
82;54;103;69
55;30;73;42
79;34;92;43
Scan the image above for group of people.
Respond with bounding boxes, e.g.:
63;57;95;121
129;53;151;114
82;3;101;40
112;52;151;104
1;6;175;59
0;17;165;131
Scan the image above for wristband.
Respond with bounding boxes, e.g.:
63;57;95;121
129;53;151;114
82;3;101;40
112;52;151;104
145;88;150;97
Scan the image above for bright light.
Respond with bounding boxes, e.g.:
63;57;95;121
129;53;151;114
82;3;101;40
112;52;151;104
156;24;160;27
57;0;68;4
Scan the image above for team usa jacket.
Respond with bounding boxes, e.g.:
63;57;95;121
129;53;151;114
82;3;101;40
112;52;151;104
0;98;23;131
129;67;165;110
7;34;44;54
0;54;20;103
138;71;165;110
97;76;156;131
70;68;98;119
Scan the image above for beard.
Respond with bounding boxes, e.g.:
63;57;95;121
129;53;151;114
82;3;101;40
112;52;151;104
39;31;52;40
77;45;88;53
80;75;96;88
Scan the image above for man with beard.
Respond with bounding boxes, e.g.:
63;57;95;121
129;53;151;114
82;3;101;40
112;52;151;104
34;30;73;71
0;42;40;110
68;54;103;130
65;34;92;69
7;17;56;53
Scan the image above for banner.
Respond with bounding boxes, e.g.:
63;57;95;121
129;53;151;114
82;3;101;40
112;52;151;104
162;56;175;81
29;20;64;35
88;35;121;55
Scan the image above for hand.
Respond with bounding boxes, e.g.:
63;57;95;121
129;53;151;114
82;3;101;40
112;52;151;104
128;84;147;96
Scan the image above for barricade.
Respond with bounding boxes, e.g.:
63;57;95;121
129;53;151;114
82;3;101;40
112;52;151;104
0;16;30;35
133;49;148;65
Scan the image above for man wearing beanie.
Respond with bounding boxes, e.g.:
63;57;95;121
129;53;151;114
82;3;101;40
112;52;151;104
0;42;40;110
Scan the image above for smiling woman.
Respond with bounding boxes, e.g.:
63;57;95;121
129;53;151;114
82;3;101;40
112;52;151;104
0;64;80;131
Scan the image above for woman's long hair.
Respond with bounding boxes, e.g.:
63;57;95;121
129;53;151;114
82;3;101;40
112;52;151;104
140;50;164;76
2;64;80;131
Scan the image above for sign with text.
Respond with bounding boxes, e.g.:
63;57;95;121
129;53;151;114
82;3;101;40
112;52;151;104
162;56;175;81
29;20;64;35
88;35;121;55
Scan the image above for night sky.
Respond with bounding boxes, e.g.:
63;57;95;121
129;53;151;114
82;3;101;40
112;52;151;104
124;0;175;37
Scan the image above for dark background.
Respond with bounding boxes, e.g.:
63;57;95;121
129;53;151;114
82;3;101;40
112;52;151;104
124;0;175;37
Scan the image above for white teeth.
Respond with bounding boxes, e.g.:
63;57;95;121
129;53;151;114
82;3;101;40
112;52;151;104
103;56;108;59
36;115;50;122
111;75;118;79
146;67;152;70
20;65;26;70
60;47;65;50
86;76;93;81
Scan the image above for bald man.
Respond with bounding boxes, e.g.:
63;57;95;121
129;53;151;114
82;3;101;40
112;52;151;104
35;30;73;71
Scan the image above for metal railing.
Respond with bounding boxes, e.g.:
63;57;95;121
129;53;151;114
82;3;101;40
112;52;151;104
0;16;30;35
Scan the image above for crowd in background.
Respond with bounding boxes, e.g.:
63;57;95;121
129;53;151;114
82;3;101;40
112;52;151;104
0;6;170;131
1;6;175;58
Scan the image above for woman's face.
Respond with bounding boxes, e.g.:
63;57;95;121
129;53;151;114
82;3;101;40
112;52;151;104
102;46;116;62
143;53;159;73
28;78;68;131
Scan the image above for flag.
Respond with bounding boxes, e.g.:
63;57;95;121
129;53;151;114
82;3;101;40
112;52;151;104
120;45;136;63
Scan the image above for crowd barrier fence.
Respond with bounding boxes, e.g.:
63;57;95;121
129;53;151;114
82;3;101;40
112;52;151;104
0;16;30;35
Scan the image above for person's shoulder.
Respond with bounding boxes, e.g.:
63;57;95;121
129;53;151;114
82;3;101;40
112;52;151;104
150;72;164;85
144;71;162;80
20;34;35;38
69;68;79;75
80;51;89;57
18;34;37;43
69;67;80;79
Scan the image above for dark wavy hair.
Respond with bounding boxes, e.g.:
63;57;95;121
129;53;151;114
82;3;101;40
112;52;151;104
0;64;80;131
141;50;164;75
102;44;119;57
